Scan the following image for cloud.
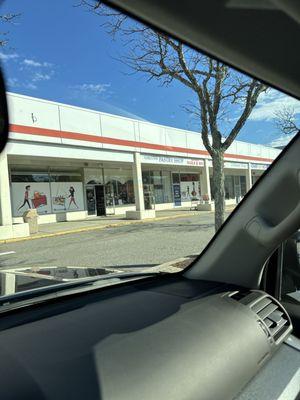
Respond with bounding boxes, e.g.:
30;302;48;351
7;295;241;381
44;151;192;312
249;89;300;121
0;52;19;61
23;58;52;68
23;82;37;90
268;132;297;148
4;55;54;91
7;77;37;90
32;72;51;82
20;58;54;87
72;83;111;94
7;77;19;88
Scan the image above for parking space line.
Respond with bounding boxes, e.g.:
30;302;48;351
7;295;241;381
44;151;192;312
0;251;16;256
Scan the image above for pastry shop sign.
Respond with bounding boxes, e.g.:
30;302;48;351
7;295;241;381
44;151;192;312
141;154;204;167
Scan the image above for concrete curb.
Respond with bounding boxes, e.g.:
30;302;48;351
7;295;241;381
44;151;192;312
0;211;202;245
144;256;194;273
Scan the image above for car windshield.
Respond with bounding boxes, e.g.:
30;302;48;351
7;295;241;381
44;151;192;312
0;0;299;300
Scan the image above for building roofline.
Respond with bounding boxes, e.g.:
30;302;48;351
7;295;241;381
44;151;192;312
7;91;278;151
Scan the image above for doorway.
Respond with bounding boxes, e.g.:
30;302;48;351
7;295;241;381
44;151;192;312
86;186;96;215
234;176;242;204
95;185;106;216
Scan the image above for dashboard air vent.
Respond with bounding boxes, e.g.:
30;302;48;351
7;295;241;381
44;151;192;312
250;296;291;341
230;290;292;343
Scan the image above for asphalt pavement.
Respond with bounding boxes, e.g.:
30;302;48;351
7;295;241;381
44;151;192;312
0;213;216;272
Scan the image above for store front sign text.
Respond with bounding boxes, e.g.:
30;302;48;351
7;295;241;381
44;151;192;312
141;154;204;167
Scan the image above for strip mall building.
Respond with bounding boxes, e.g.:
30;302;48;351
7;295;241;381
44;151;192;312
0;92;280;240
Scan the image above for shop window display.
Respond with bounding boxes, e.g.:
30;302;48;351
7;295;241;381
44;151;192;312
104;169;135;206
224;175;235;199
142;170;173;204
10;169;85;216
161;171;172;203
50;171;84;212
179;173;201;201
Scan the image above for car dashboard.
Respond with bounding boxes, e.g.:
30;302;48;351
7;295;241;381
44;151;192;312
0;275;298;400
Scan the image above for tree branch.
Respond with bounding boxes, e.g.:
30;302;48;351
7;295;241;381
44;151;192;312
222;81;267;150
274;106;299;135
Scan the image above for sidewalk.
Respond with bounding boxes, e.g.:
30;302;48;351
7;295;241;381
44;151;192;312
34;208;201;236
1;206;235;244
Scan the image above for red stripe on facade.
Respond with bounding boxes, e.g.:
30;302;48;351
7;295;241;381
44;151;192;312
9;124;273;163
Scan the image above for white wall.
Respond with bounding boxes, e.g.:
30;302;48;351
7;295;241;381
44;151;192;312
7;92;281;165
138;122;167;154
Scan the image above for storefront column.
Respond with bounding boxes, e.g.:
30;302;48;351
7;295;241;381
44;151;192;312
245;163;252;192
133;152;145;212
0;151;12;226
197;158;214;211
202;158;212;201
126;152;155;220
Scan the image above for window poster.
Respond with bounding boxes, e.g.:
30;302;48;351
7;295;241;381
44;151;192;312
51;182;84;212
11;182;52;216
173;183;181;206
180;181;201;201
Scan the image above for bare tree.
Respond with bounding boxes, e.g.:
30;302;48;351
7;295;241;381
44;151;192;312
275;106;299;135
79;1;267;231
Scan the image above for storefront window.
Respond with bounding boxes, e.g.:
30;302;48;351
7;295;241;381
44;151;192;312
224;175;246;200
152;171;164;204
162;171;172;203
142;170;173;204
11;172;50;182
50;172;82;182
10;169;85;216
142;170;151;185
84;168;104;185
11;173;52;216
180;173;201;201
172;173;180;184
104;169;135;206
225;175;235;199
105;182;115;207
240;176;246;196
49;171;84;212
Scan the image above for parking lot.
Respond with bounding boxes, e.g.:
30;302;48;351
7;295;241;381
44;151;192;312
0;213;217;272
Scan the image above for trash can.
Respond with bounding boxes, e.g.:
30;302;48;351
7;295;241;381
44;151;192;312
23;209;38;234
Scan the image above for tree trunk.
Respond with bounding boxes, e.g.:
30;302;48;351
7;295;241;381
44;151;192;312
212;151;225;232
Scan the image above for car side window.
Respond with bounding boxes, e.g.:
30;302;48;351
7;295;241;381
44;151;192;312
281;231;300;302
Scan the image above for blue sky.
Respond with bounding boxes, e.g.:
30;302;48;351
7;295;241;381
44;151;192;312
0;0;299;147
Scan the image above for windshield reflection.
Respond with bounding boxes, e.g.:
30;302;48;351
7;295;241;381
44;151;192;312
0;266;114;297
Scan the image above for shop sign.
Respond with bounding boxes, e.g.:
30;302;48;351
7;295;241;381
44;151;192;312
141;154;204;167
250;163;269;170
224;161;248;169
208;159;270;170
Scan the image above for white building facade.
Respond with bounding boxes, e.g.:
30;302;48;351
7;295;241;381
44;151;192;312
0;92;281;239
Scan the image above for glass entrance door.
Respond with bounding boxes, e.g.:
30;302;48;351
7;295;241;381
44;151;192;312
95;185;106;216
86;186;96;215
